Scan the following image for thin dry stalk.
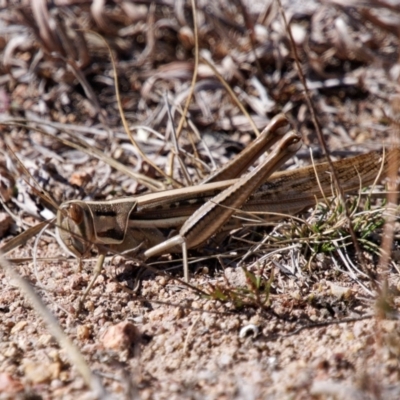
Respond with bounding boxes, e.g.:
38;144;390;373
0;252;107;398
275;0;371;274
378;144;400;273
200;55;261;137
168;0;200;180
175;0;200;140
90;30;183;189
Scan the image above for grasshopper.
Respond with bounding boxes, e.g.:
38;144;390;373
3;114;392;305
56;114;299;294
53;112;392;304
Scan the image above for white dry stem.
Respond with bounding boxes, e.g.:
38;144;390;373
0;252;107;398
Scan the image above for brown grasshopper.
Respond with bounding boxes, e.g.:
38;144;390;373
2;113;392;306
53;113;391;303
56;114;298;293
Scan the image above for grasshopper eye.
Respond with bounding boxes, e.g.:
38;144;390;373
68;203;84;224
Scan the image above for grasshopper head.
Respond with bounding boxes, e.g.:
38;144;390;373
56;201;95;259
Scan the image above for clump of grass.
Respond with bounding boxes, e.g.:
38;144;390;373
270;192;386;262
